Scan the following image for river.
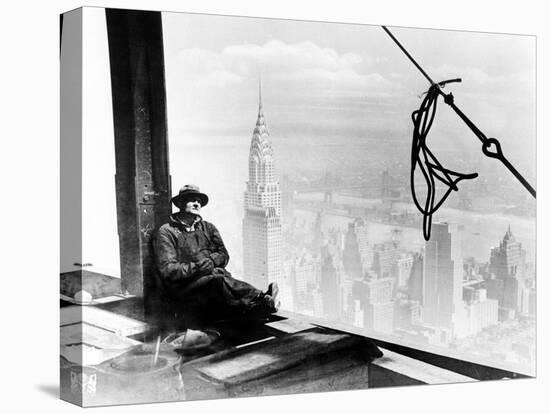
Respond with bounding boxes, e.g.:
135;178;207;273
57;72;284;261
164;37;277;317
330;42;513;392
294;192;536;265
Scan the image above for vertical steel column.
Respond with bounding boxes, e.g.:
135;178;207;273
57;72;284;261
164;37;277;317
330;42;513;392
106;9;171;297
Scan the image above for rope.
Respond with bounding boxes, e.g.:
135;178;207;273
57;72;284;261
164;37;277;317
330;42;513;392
411;84;478;240
441;93;536;198
381;26;536;240
382;26;436;86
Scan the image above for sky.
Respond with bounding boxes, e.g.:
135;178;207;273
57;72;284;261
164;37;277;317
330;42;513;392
159;11;537;278
71;8;536;278
162;11;536;168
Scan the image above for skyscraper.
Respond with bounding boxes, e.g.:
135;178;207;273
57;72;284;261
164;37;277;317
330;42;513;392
292;251;322;306
463;287;498;335
396;252;414;289
242;83;283;290
343;218;369;279
353;271;394;334
371;240;401;279
489;226;525;280
407;252;424;303
422;222;467;339
320;252;341;320
487;226;528;318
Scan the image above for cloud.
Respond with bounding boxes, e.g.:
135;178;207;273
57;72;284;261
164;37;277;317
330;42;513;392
428;64;533;99
175;40;395;93
175;48;245;87
223;40;363;73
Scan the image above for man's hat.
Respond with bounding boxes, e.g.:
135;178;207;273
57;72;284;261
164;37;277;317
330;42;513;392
171;184;209;208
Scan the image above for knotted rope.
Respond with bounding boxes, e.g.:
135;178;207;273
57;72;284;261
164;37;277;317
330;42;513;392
382;26;536;240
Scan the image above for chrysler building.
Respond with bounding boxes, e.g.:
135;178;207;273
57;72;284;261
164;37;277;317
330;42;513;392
242;83;283;289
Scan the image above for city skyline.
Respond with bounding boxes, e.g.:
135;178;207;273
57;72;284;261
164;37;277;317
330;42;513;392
74;8;536;376
173;78;536;375
285;199;535;374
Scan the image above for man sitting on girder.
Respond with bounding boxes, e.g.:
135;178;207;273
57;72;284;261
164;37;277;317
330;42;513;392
153;184;279;327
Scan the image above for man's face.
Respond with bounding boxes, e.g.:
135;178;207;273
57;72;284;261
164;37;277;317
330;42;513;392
183;197;202;215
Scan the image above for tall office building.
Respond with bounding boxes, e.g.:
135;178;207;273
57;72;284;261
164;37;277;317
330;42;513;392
487;227;527;318
423;222;467;339
242;83;283;289
489;226;524;280
408;252;424;303
320;253;341;320
353;271;394;334
343;218;369;279
292;252;322;303
396;252;415;289
371;240;401;279
394;298;421;329
463;287;498;336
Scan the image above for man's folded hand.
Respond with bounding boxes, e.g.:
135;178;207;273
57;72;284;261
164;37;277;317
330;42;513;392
197;257;214;274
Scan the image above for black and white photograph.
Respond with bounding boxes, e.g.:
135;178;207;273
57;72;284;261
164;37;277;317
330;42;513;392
58;6;538;406
3;0;547;413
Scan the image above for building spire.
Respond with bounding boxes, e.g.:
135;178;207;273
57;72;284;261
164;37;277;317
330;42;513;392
256;76;267;129
259;76;262;110
503;224;513;241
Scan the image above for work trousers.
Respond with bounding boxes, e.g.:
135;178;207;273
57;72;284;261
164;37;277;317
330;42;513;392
169;268;267;326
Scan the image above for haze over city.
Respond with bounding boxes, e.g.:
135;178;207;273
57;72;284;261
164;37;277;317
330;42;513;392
74;9;536;376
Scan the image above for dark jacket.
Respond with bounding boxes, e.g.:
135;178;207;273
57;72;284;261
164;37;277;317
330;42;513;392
154;214;229;295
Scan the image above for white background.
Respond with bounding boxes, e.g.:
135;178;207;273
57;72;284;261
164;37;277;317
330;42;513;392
0;0;547;412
